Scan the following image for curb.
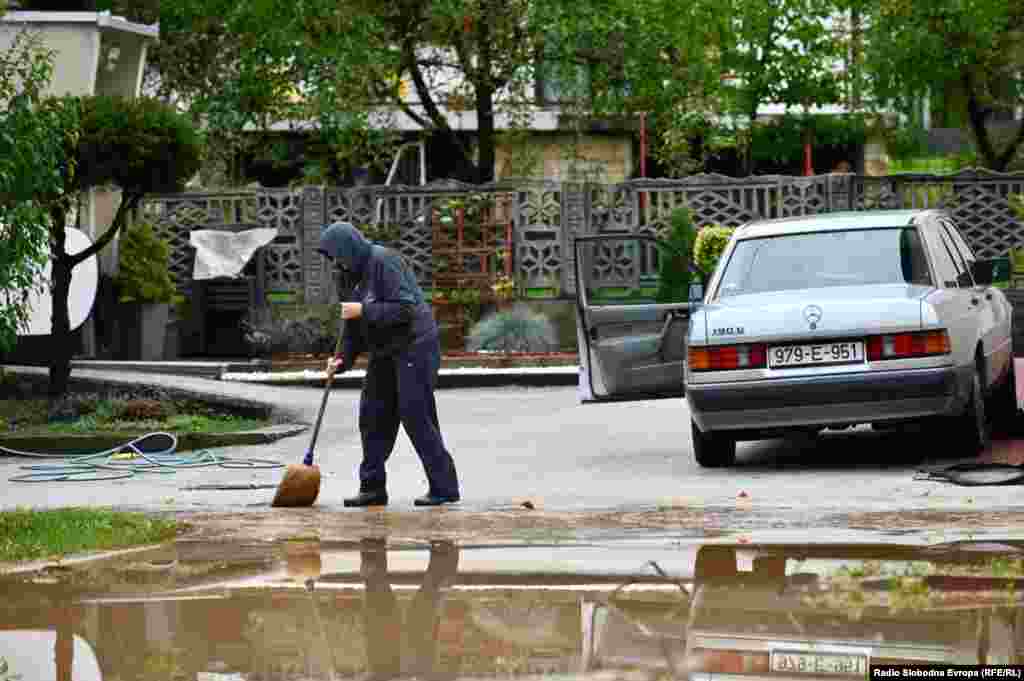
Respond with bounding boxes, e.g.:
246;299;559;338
0;423;308;456
220;366;581;389
71;360;229;380
65;359;582;388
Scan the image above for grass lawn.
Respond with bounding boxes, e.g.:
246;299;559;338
0;507;180;563
0;397;268;436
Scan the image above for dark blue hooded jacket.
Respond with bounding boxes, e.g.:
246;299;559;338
318;222;437;367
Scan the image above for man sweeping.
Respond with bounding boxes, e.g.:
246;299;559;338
318;221;461;507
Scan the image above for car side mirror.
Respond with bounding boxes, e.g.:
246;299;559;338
971;259;996;286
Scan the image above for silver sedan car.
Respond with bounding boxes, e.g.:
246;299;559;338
573;209;1015;467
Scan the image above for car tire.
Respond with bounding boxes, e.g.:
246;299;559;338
956;363;990;456
692;419;736;468
989;357;1019;437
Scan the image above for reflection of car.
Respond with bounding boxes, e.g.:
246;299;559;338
573;210;1015;468
686;543;1024;680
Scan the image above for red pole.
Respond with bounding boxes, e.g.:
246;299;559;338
504;218;512;276
803;141;813;176
639;112;647;216
640;112;647;179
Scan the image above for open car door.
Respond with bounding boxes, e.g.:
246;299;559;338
575;235;701;403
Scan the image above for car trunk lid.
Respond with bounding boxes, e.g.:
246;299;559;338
703;284;933;344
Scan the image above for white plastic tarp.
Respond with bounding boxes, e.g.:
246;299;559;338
189;228;278;280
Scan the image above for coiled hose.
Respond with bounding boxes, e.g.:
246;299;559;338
3;432;284;483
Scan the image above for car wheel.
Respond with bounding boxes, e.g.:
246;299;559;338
692;419;736;468
956;363;990;455
989;357;1019;437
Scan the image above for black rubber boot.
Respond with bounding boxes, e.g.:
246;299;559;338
344;490;389;507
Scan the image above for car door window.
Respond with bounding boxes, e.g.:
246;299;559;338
938;224;973;287
942;219;979;286
928;226;961;288
942;219;976;263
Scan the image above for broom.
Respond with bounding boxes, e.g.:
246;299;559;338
271;319;346;507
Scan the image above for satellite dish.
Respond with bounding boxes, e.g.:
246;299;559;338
0;630;103;681
21;227;99;336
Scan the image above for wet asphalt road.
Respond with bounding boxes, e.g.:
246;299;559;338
8;369;1024;679
3;369;1024;543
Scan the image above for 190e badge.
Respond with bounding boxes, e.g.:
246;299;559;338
712;327;744;336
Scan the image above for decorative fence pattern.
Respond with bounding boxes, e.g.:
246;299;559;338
135;171;1024;307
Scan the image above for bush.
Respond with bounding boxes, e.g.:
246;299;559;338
693;225;736;276
118;399;167;421
114;221;183;304
656;207;697;303
75;95;204;195
885;125;929;161
466;304;558;353
1011;194;1024;222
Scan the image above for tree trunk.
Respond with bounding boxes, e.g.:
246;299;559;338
476;88;497;184
966;93;998;170
849;4;863;111
48;226;74;399
744;108;759;176
473;3;496;184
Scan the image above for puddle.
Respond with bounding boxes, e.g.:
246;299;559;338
3;539;1024;680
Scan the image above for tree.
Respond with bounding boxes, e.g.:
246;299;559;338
0;30;79;355
44;96;203;396
722;0;846;173
864;0;1024;171
535;0;728;122
173;0;546;184
724;0;844;123
151;0;728;185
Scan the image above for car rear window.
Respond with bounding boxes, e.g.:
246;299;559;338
715;227;932;298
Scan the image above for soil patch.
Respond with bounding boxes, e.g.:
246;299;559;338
178;508;735;545
841;510;1024;530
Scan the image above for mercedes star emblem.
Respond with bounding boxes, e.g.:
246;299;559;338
803;304;823;330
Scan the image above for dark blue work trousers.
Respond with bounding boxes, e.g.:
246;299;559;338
358;334;460;498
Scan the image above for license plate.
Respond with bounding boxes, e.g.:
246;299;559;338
770;650;868;676
769;341;864;368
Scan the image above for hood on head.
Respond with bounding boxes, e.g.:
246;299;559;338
318;221;373;277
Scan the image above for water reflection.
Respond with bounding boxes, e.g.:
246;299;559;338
1;540;1024;680
359;538;460;681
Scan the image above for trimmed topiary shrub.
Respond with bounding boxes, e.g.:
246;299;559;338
114;221;183;305
693;225;736;277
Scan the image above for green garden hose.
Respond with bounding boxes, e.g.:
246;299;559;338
3;432;284;483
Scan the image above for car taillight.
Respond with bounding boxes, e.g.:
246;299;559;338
689;343;767;371
867;330;950;361
687;648;770;674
